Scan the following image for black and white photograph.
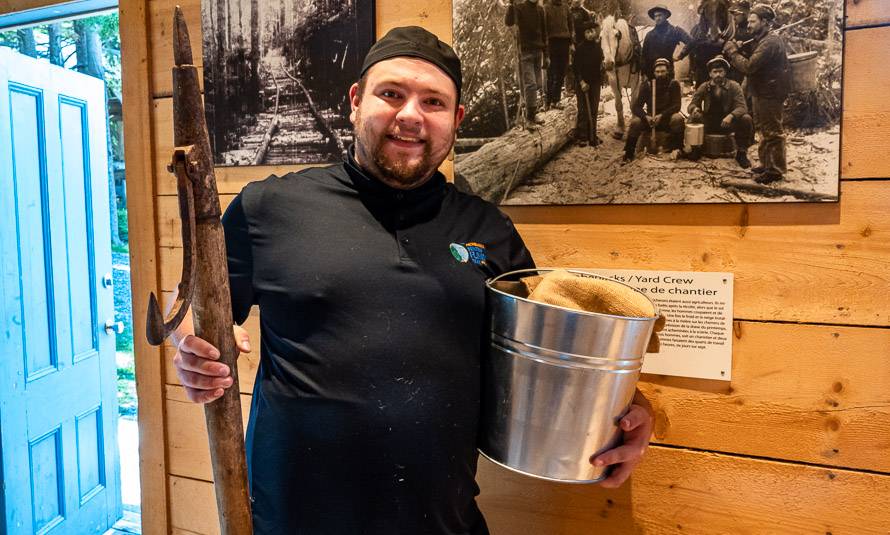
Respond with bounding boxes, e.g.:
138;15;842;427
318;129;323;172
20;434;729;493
202;0;374;166
453;0;843;205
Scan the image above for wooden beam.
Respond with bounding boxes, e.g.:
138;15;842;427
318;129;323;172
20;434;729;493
120;0;169;533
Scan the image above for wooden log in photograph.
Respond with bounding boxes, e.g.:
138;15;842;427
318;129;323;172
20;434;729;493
455;104;577;203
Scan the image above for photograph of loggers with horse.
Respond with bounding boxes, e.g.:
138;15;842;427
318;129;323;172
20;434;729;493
201;0;373;166
453;0;842;205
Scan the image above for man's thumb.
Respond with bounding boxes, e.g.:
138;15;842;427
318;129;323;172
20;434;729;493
233;326;251;353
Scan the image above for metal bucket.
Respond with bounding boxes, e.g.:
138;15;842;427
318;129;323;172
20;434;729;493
789;51;818;93
479;268;658;483
684;123;704;147
703;133;736;158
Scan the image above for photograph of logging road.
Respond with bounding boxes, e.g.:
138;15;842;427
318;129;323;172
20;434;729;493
201;0;373;166
453;0;842;205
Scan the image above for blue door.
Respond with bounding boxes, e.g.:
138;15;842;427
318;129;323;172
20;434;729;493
0;47;121;534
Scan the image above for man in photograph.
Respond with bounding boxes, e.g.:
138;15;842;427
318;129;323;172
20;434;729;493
641;4;692;80
170;25;654;533
569;0;595;46
687;55;753;168
728;0;753;84
545;0;572;109
623;57;685;162
724;3;790;183
572;20;604;146
506;0;549;124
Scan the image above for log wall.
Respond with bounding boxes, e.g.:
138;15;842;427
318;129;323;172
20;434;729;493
51;0;890;531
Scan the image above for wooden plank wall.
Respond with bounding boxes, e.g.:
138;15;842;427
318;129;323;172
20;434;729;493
141;0;890;533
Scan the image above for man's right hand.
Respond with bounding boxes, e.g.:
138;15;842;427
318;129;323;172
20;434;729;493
173;325;251;403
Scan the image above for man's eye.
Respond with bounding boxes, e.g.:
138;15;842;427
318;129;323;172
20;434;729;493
426;98;445;107
381;90;401;99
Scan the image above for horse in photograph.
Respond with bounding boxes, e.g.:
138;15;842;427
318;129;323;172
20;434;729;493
687;0;736;86
600;15;641;139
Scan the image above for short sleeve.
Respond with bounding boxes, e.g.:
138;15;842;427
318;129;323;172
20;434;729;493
222;193;255;325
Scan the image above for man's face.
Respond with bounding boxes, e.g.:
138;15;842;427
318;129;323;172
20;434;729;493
709;66;727;85
653;11;667;25
571;0;583;8
748;13;766;34
732;9;748;25
584;27;598;41
654;64;669;80
349;57;465;190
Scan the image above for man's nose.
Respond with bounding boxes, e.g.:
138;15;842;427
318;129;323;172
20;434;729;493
396;96;423;128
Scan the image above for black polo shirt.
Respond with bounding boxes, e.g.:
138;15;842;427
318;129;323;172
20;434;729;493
222;148;534;534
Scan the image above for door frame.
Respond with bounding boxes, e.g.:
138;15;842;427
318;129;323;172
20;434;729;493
0;2;168;533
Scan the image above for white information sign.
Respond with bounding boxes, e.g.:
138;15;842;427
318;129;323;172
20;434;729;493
581;268;734;381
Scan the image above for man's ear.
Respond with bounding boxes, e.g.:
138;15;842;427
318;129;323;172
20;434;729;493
349;83;360;124
454;104;466;131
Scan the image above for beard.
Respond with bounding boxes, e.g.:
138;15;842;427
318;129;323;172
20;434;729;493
353;110;445;188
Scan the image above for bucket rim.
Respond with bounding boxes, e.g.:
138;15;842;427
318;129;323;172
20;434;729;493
486;268;660;322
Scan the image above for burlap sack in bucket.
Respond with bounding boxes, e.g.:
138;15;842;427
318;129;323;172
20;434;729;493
523;270;666;353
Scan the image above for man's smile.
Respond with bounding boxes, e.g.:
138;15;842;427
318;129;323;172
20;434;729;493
386;133;426;148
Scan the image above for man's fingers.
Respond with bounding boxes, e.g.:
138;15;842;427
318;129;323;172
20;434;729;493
597;461;635;489
174;351;230;377
620;404;652;432
184;386;225;404
591;443;644;468
177;368;234;391
178;334;221;360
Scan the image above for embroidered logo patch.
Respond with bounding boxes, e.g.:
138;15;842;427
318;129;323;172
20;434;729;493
450;242;487;265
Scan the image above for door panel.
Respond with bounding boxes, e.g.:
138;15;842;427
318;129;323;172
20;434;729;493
0;47;120;535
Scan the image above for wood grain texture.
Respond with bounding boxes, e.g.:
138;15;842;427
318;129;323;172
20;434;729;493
164;386;251;483
477;446;890;535
156;180;890;326
166;446;890;534
840;25;890;178
169;475;221;535
119;0;169;533
845;0;890;28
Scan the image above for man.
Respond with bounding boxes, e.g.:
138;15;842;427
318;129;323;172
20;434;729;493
572;20;604;146
545;0;572;109
727;0;753;83
641;4;692;80
687;55;753;168
623;57;684;161
723;4;790;183
569;0;594;46
506;0;549;124
171;26;653;534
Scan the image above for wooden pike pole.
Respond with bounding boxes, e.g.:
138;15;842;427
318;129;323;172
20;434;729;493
145;7;253;534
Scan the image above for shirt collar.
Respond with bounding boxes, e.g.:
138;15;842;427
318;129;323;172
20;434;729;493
343;144;447;204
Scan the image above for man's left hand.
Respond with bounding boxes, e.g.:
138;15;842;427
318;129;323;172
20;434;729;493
721;114;734;129
590;403;653;488
723;40;739;55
